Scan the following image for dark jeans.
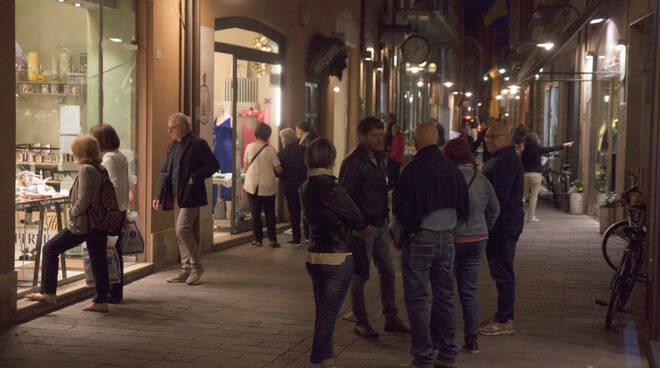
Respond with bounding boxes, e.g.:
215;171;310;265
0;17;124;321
401;230;457;367
41;229;108;303
284;189;302;242
453;240;486;344
247;192;277;243
351;223;398;324
486;222;523;323
306;255;354;366
108;231;123;303
387;159;401;189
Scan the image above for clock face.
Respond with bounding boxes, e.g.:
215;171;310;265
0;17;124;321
402;35;430;65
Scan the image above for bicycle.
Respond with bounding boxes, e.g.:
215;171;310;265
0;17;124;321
602;175;647;329
541;152;572;212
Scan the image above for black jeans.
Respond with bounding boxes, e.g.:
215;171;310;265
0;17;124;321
247;192;277;243
486;222;523;323
387;159;401;190
41;229;109;303
284;189;302;242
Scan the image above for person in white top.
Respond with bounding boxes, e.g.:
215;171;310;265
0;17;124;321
244;123;283;247
91;123;129;304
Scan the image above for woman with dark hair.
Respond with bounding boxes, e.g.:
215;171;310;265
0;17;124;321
443;138;500;354
521;132;574;222
296;120;315;147
301;137;366;368
26;136;110;313
91;123;129;303
244;123;283;247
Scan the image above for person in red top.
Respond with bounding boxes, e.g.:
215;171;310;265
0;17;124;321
387;124;405;190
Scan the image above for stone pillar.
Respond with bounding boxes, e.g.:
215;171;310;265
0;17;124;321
0;0;17;328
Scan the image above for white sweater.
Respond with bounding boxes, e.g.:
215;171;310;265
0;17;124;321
102;150;129;212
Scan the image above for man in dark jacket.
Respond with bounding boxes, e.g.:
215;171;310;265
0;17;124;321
153;113;220;285
479;123;524;336
339;117;410;338
392;123;468;368
278;128;307;245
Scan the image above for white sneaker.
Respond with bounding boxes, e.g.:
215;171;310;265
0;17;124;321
531;217;540;222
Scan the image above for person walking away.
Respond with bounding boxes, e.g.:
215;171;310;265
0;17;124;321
339;117;410;338
387;124;405;190
472;117;498;164
278;127;306;245
244;123;284;247
301;138;368;368
91;123;128;303
521;132;574;222
153;113;220;285
26;135;111;313
392;124;469;368
512;125;527;155
479;123;525;336
442;138;500;354
297;120;316;148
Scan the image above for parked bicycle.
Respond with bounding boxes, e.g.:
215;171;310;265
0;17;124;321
541;152;572;212
602;174;647;329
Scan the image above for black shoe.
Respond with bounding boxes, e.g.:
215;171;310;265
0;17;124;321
287;239;301;245
462;340;479;354
354;323;380;338
384;318;411;333
270;242;281;248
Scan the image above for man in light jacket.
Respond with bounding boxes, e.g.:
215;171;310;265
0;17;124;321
153;113;220;285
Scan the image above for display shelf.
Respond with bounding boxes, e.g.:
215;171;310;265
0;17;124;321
17;80;86;85
18;93;80;97
16;161;58;167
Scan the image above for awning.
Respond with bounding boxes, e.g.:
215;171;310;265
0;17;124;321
306;34;348;81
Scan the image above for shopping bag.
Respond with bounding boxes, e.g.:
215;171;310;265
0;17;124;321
120;219;144;254
82;240;121;287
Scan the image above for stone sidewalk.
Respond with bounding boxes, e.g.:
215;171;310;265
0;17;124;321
0;205;649;368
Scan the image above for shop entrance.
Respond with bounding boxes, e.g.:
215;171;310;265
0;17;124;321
211;19;284;236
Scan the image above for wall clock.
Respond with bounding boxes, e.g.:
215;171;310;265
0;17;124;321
402;35;430;65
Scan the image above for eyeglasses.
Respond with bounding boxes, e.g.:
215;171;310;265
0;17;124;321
484;133;506;140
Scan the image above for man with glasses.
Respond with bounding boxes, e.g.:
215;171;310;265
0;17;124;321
479;123;524;336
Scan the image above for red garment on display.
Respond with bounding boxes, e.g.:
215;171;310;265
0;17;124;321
239;107;271;168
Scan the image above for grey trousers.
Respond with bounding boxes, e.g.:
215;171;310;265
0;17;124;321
175;204;201;270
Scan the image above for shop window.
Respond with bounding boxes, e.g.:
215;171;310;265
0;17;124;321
14;0;139;295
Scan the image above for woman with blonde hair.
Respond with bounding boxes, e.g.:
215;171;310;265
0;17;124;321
26;135;111;313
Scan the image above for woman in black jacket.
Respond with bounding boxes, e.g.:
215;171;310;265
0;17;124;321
521;132;573;222
278;128;307;245
300;138;367;368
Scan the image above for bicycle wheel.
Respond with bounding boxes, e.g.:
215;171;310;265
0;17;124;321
602;221;629;270
606;250;632;329
605;273;622;329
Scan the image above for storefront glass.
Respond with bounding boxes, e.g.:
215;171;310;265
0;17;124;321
14;0;140;294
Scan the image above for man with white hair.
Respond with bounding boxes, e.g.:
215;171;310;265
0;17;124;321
153;113;219;285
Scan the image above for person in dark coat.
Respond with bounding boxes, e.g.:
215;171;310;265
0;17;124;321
278;128;307;245
153;113;220;285
301;137;367;368
479;123;524;336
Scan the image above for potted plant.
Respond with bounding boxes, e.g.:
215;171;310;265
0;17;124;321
568;179;585;215
599;192;617;234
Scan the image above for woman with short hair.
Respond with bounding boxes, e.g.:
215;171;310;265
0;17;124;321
26;135;111;313
91;123;129;303
301;137;366;368
244;123;283;247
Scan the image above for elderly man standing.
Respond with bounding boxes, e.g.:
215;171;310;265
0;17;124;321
340;117;410;337
392;123;468;368
153;113;220;285
478;123;524;336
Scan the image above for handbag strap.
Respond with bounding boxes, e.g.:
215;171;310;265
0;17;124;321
466;166;478;189
249;144;269;166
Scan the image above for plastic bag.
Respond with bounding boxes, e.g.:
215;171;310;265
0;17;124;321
82;240;121;287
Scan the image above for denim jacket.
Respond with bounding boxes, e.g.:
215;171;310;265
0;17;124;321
454;165;500;240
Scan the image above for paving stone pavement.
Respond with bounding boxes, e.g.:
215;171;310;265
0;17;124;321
0;205;649;368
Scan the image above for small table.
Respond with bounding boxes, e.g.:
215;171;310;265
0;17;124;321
15;195;70;286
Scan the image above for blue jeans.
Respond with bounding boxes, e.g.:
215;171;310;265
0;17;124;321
453;240;486;343
487;222;523;323
306;255;354;366
401;230;457;367
351;224;398;324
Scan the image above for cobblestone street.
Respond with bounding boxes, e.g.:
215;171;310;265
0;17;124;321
0;205;649;368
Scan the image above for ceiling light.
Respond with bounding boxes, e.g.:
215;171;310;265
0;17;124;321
505;112;510;117
499;68;506;74
604;95;610;103
539;68;544;73
515;95;520;100
408;66;421;74
537;42;554;51
419;61;427;67
535;74;540;80
408;96;414;103
477;102;482;107
417;80;424;87
109;38;122;43
590;18;604;24
443;81;454;88
452;91;459;95
465;92;473;97
333;86;340;93
496;95;502;100
74;2;80;6
502;89;509;95
504;76;510;81
483;75;488;81
598;55;606;59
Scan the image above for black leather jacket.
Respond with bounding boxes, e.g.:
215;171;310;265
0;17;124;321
301;174;366;253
